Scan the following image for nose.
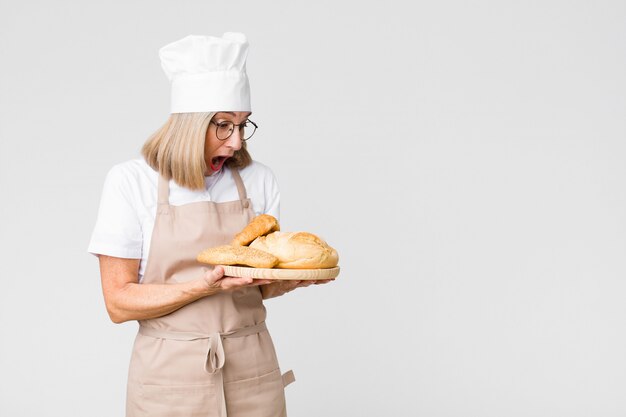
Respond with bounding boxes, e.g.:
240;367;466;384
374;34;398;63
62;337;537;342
225;128;243;150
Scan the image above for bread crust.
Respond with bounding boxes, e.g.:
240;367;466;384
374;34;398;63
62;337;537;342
231;214;280;246
197;245;279;268
249;231;339;269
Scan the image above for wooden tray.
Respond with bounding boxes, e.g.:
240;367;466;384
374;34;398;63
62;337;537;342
222;265;340;280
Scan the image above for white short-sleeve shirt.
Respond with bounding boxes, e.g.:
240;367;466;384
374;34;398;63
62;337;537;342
87;158;280;281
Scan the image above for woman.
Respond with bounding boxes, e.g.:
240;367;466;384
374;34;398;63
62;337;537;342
88;33;330;417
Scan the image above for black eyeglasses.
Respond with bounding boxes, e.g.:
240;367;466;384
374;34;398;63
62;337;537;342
209;119;258;141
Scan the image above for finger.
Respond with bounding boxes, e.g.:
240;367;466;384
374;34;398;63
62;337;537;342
205;266;225;285
287;280;302;290
220;276;253;290
249;279;274;286
203;266;224;288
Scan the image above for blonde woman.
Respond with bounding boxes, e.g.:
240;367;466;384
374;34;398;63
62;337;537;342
88;34;328;417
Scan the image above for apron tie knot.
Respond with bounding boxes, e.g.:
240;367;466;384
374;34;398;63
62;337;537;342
205;332;226;374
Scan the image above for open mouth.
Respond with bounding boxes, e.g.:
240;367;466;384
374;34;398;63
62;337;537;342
209;156;229;172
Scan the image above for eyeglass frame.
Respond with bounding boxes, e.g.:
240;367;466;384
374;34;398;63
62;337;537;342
209;119;258;141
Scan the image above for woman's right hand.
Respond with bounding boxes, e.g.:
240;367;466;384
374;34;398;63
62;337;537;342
99;256;273;323
199;266;272;295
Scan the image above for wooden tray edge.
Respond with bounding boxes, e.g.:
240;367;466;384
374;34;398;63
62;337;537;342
222;265;340;280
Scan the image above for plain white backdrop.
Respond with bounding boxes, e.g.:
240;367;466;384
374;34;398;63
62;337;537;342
1;1;625;416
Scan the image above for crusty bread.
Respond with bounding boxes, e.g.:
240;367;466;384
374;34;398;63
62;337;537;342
231;214;280;246
197;245;279;268
249;231;339;269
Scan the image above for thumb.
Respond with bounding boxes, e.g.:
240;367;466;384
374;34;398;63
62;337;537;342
206;266;225;284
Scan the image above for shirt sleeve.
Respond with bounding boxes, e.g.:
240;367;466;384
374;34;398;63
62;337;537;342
87;164;143;258
263;167;281;222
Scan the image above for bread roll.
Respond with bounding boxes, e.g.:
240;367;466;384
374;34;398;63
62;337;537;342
231;214;280;246
249;231;339;269
197;245;279;268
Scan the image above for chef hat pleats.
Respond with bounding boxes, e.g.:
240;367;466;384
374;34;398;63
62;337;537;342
159;33;251;113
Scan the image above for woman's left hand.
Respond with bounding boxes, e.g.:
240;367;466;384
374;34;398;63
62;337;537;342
260;279;334;300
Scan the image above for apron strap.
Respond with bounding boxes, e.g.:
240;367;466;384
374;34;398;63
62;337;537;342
281;370;296;387
230;168;250;209
157;174;170;214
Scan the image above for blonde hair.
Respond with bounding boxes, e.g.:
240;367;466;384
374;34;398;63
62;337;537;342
141;112;252;190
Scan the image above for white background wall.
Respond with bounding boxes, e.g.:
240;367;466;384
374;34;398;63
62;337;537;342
1;1;625;416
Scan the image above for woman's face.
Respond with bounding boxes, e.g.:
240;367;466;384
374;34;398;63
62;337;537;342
204;111;252;175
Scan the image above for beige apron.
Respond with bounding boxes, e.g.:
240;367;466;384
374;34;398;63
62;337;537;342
126;168;295;417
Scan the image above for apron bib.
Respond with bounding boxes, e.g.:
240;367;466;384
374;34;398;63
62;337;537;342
126;168;294;417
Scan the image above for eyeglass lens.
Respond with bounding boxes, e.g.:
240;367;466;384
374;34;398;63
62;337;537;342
215;121;256;141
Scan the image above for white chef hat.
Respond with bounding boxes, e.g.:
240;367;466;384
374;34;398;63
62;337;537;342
159;33;251;113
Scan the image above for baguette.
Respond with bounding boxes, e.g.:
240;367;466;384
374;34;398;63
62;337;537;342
197;245;279;268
